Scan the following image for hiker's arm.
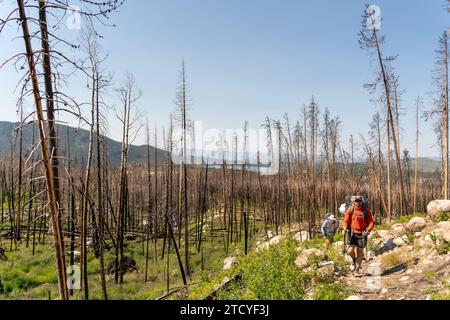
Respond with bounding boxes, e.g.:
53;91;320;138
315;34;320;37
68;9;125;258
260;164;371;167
343;209;350;231
367;208;375;232
320;221;327;234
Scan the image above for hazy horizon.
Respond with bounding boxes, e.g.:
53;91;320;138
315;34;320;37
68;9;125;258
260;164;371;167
0;0;449;158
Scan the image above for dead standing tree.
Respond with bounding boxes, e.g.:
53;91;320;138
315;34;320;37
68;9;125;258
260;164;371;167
1;0;125;300
425;31;449;199
174;60;193;277
79;26;111;300
114;73;142;284
13;0;69;300
359;5;408;217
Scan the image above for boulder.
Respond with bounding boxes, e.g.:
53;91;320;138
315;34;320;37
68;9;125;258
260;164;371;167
295;248;326;269
372;237;384;247
393;237;406;247
391;224;407;236
442;230;450;243
405;217;427;233
256;242;270;252
293;231;310;242
315;261;338;278
269;235;282;246
427;200;450;220
377;230;393;241
223;257;237;271
436;221;450;232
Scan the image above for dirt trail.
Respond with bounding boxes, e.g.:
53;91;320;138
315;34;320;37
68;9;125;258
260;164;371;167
342;225;450;300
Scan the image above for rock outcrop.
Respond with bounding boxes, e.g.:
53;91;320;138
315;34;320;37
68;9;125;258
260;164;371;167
405;217;427;233
295;248;326;269
427;200;450;220
293;231;310;242
223;257;237;271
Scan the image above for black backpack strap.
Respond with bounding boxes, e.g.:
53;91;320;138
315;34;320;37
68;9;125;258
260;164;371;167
363;207;369;227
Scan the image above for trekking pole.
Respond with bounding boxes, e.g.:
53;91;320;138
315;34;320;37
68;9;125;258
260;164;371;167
364;231;369;261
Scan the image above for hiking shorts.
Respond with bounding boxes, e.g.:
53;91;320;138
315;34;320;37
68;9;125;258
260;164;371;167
349;234;365;248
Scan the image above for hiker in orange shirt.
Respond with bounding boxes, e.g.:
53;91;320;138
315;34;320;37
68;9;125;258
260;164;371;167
343;196;374;276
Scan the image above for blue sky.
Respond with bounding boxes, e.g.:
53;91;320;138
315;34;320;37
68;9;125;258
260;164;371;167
0;0;449;156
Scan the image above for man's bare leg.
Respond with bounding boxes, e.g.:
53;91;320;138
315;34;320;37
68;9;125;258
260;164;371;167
348;245;357;270
356;247;364;273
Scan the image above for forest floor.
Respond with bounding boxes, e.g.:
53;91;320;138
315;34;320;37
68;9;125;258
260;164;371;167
1;214;449;300
0;219;263;300
188;213;450;300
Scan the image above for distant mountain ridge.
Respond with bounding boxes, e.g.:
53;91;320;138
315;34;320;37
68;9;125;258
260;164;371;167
0;121;169;166
0;121;444;171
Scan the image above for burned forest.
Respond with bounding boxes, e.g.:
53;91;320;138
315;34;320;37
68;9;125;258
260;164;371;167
0;0;449;302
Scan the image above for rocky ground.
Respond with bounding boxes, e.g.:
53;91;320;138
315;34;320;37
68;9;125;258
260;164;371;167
225;215;450;300
344;217;450;300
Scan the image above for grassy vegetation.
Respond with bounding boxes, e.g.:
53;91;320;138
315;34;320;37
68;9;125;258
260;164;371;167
429;280;450;300
396;212;427;224
436;212;450;222
189;236;349;300
0;231;254;300
429;232;450;255
380;252;404;267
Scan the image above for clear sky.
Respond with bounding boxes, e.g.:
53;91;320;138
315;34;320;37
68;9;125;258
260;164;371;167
0;0;449;157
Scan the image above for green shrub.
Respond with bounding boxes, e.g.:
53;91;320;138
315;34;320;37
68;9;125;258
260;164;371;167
405;232;416;245
0;270;40;293
429;280;450;300
312;282;349;300
381;252;403;267
238;238;312;300
397;212;426;224
436;212;450;222
430;233;450;255
215;279;257;300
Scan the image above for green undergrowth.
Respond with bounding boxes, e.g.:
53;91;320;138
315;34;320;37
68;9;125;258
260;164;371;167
189;236;349;300
0;232;254;300
429;280;450;300
396;212;427;224
436;212;450;222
